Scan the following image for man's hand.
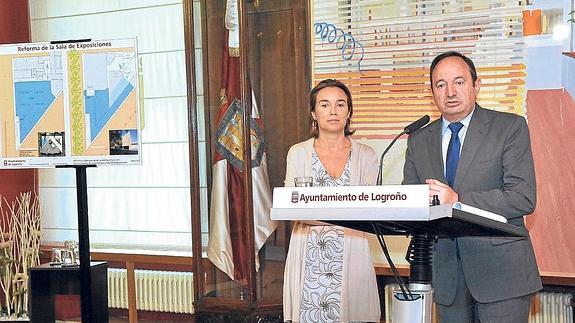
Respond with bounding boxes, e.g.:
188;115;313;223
426;178;459;205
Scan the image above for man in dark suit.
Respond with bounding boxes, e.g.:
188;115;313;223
402;51;541;322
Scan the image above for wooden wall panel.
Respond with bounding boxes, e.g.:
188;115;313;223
526;89;575;274
0;0;30;43
245;0;311;304
0;0;37;205
247;0;310;189
203;0;226;174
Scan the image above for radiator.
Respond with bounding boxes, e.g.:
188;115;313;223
384;285;574;323
529;292;573;323
108;268;194;314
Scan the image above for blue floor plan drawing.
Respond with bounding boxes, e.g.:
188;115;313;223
13;53;63;146
83;52;136;143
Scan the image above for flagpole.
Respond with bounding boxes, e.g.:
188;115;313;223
238;0;258;304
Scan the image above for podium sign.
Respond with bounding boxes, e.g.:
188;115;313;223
271;185;528;238
271;184;429;221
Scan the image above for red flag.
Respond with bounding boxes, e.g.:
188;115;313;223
207;28;277;281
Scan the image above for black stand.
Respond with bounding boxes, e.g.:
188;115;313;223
48;37;96;322
60;165;101;322
76;165;93;323
406;233;433;284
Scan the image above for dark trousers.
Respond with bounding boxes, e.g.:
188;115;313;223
436;251;533;323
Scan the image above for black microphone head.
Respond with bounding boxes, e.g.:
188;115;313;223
404;115;430;134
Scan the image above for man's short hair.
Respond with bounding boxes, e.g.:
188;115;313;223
429;51;478;87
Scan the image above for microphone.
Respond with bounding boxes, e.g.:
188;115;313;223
376;115;430;185
404;115;430;134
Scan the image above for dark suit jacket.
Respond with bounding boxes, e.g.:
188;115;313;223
402;105;542;304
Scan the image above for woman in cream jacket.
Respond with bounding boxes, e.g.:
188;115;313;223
283;79;380;322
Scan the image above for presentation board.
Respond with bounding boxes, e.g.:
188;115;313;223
0;38;141;168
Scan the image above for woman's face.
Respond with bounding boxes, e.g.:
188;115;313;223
312;86;350;136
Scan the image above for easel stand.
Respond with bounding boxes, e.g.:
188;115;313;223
59;164;102;323
50;37;98;323
75;165;93;322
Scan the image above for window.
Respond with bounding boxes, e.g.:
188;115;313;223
30;0;207;254
312;0;527;141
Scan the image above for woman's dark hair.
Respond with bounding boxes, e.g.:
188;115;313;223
309;79;355;138
429;51;478;90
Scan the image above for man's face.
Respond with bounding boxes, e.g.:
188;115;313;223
431;56;481;122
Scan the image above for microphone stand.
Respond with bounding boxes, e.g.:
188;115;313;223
376;130;406;186
373;129;413;302
373;115;434;323
377;115;429;186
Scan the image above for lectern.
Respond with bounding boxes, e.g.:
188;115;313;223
271;184;528;323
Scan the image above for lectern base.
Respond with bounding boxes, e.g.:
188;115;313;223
392;283;433;323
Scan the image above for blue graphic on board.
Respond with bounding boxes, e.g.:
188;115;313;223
83;52;136;143
12;53;64;145
14;81;56;143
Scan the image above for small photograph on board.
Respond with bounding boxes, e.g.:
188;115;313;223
109;129;139;155
38;132;65;157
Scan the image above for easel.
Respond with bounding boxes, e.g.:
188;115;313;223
3;37;141;322
59;164;101;322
